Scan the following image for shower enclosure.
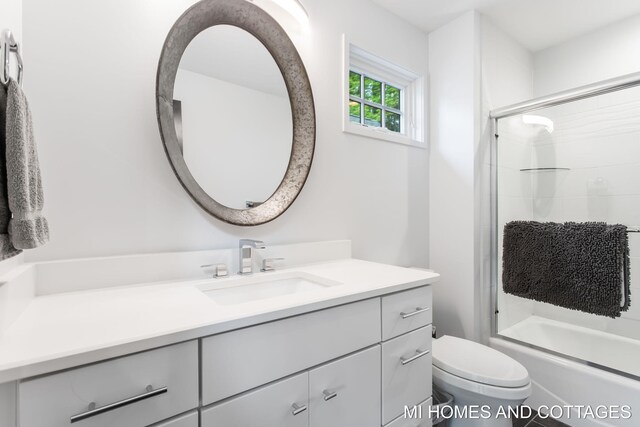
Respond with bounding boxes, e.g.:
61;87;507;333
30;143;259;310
490;72;640;381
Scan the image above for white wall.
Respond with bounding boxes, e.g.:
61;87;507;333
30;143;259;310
20;0;429;267
1;0;21;46
533;13;640;96
481;19;533;110
174;69;291;209
428;11;481;340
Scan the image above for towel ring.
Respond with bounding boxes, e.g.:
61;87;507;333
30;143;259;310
1;29;23;86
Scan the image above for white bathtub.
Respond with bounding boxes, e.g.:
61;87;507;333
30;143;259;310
490;317;640;427
500;316;640;378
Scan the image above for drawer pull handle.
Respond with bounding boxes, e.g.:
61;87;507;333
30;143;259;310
291;402;308;416
323;390;338;401
400;349;430;366
400;307;430;319
70;385;168;423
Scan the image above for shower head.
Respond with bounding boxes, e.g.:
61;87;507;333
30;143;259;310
522;114;554;133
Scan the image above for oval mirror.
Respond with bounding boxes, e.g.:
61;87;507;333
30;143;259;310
175;25;293;209
156;0;315;225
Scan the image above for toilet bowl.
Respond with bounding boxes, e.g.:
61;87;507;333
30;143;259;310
432;336;531;427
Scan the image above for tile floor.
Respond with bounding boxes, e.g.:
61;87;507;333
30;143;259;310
513;410;571;427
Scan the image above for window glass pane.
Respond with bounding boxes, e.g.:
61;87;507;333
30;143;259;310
364;105;382;127
385;85;401;110
385;111;401;132
349;71;361;97
349;101;361;123
364;77;382;104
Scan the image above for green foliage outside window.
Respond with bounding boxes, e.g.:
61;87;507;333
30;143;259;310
349;101;361;123
364;105;382;127
349;71;361;97
385;85;400;110
364;77;382;104
385;111;400;132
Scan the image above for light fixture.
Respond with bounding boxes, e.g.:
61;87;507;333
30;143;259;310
270;0;309;25
522;114;554;133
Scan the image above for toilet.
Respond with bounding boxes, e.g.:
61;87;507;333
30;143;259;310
432;336;532;427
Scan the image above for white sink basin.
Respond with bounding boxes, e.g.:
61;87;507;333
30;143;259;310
199;272;341;306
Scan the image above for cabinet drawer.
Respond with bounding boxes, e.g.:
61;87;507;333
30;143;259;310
309;346;381;427
385;398;432;427
382;286;432;341
202;298;380;404
152;411;199;427
201;372;308;427
382;326;432;424
18;341;198;427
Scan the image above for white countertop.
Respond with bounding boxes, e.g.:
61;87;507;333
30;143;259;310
0;258;438;383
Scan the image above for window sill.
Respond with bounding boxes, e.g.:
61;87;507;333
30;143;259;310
343;122;425;149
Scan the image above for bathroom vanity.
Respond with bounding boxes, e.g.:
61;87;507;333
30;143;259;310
0;243;438;427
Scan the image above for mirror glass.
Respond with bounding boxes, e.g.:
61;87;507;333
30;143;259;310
173;25;293;209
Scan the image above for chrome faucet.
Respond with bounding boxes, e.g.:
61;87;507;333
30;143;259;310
238;239;266;275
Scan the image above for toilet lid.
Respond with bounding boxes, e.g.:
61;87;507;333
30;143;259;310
432;336;529;388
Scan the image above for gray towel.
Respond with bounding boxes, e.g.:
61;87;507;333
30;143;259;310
0;84;22;259
3;78;49;249
503;221;630;318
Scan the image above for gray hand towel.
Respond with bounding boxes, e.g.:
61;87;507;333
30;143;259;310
503;221;630;318
5;78;49;249
0;83;22;259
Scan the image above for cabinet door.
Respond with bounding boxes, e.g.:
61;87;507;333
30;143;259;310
382;326;432;424
18;341;198;427
309;346;381;427
382;286;432;341
201;372;308;427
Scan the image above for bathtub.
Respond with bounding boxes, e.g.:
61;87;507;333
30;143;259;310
490;317;640;427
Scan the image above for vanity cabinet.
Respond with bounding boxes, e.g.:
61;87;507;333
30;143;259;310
15;285;432;427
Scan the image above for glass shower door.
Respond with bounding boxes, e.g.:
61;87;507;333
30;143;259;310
494;84;640;378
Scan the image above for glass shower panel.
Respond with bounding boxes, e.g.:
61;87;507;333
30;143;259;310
495;84;640;378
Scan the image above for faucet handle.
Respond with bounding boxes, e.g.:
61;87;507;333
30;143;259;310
239;239;266;249
201;263;228;278
261;258;285;272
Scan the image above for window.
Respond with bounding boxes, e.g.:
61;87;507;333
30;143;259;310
343;39;424;147
349;71;403;133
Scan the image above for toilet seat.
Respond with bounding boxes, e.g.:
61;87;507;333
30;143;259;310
432;336;530;388
433;365;532;400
